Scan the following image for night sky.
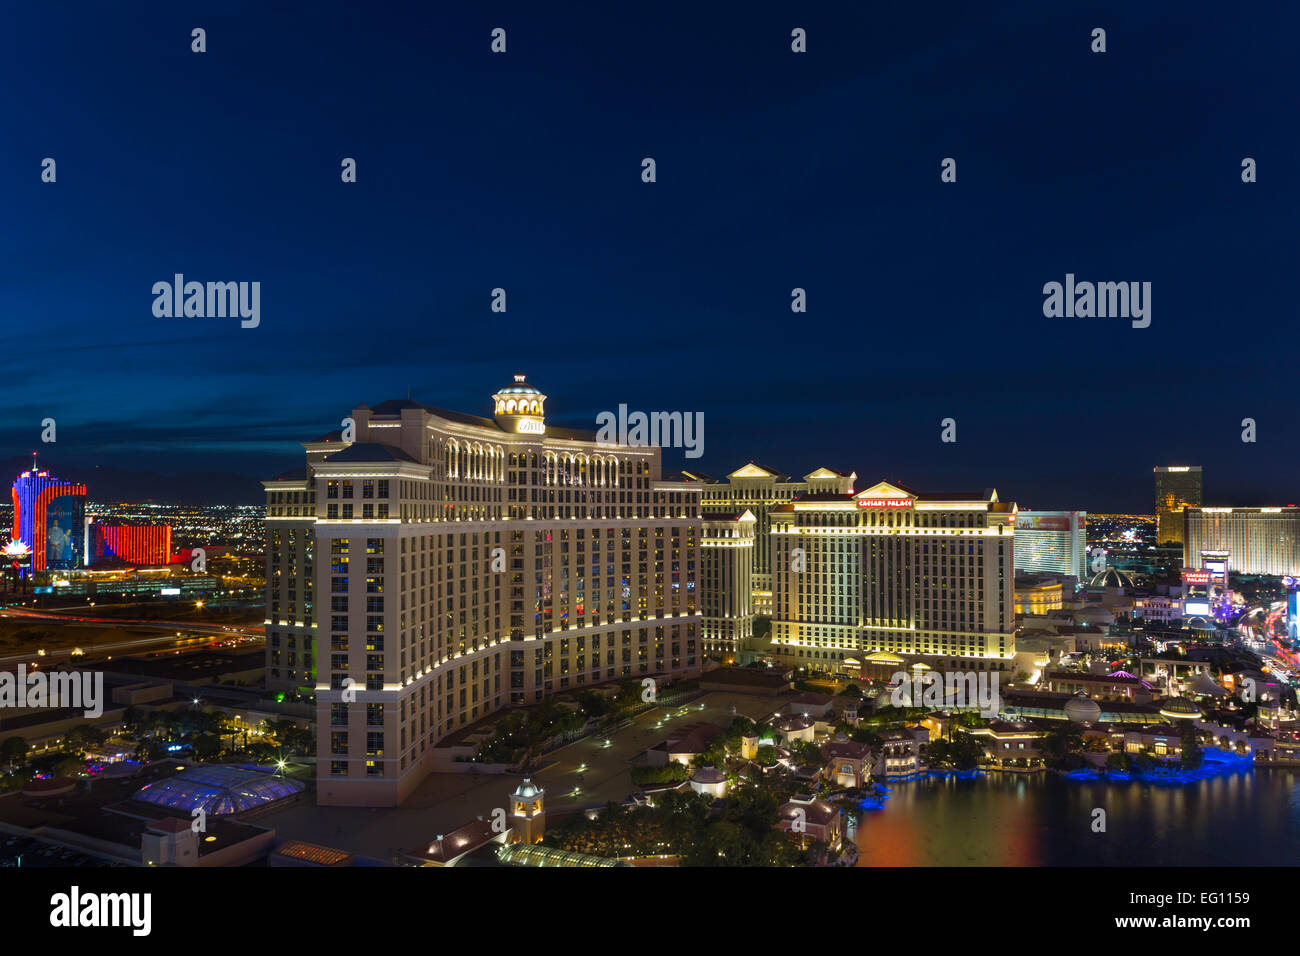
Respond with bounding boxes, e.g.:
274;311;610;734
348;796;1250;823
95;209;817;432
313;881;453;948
4;1;1295;512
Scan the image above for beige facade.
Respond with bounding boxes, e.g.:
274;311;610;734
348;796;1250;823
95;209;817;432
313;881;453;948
768;480;1017;677
701;510;755;661
687;464;854;617
1183;506;1300;577
264;374;703;806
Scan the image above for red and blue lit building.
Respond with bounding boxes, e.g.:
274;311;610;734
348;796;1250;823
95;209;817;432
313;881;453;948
11;462;87;572
89;523;172;566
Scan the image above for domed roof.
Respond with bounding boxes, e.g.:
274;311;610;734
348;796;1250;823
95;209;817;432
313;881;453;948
1089;568;1137;588
513;778;542;799
1158;697;1201;719
134;765;304;815
774;715;814;732
692;767;726;785
494;373;541;396
1063;692;1102;724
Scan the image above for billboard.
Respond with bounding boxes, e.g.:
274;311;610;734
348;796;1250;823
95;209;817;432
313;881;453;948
1016;514;1072;531
45;494;84;569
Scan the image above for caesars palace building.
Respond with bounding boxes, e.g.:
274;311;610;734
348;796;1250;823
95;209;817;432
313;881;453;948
686;467;1019;676
768;482;1018;678
264;375;703;806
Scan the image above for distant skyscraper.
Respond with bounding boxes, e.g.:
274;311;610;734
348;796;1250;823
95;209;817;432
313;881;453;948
11;460;86;572
1154;466;1202;545
1014;511;1086;579
89;523;172;566
1184;507;1300;577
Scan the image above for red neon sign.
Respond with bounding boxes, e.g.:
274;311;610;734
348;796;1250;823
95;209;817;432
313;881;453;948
1182;570;1210;584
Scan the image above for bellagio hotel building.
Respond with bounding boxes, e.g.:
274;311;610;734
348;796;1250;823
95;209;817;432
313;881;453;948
768;481;1017;677
263;375;702;806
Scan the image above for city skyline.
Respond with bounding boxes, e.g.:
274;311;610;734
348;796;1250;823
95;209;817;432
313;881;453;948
0;0;1298;901
3;0;1296;513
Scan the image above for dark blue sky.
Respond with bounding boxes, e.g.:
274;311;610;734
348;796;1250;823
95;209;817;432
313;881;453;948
3;1;1295;511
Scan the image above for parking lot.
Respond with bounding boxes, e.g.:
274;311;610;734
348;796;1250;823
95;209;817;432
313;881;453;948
0;835;118;868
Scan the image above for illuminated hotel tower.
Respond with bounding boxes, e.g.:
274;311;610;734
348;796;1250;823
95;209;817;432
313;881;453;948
264;374;703;806
686;464;855;617
1183;506;1300;577
1154;465;1202;546
768;481;1017;677
1013;511;1086;579
700;509;756;662
11;459;86;572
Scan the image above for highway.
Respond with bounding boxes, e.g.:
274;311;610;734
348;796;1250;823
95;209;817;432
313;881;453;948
0;606;264;666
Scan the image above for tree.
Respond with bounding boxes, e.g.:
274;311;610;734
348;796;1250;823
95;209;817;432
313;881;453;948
692;741;728;771
134;739;167;763
52;755;85;777
65;724;104;751
0;737;28;769
790;740;823;769
722;716;756;753
1042;724;1084;769
1180;723;1203;769
929;732;982;770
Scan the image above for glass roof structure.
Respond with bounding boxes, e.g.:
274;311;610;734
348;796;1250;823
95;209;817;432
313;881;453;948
496;843;627;867
134;766;305;816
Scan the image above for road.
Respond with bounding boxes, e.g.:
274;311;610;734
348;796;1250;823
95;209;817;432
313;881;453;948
0;606;264;665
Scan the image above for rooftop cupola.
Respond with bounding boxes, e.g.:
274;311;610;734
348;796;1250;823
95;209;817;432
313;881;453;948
492;373;547;435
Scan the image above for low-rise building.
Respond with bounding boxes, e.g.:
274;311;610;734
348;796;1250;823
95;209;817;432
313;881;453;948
654;721;725;766
821;737;872;788
967;720;1046;768
1045;670;1155;703
771;715;816;746
776;794;842;851
875;727;929;777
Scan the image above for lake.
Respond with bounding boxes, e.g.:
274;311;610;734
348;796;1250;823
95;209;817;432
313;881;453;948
853;755;1300;866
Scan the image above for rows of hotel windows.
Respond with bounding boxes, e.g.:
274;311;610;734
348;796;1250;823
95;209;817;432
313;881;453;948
266;485;315;517
267;527;314;683
266;519;703;686
766;510;1011;665
316;522;700;778
299;472;700;524
324;620;700;778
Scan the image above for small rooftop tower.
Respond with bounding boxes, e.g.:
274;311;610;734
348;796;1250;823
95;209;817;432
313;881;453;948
508;778;546;844
492;373;547;436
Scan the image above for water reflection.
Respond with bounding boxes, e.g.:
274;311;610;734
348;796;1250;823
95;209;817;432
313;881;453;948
855;768;1300;866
